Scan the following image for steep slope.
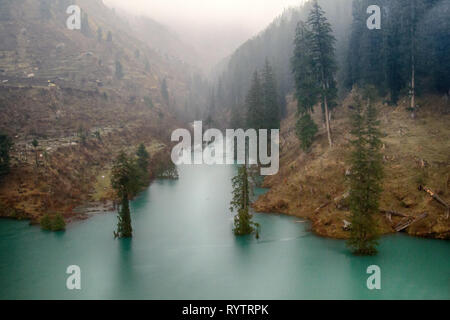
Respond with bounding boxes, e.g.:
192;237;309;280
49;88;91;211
253;93;450;240
122;14;201;69
0;0;194;221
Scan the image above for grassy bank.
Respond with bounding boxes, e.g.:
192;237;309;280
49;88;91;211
253;93;450;240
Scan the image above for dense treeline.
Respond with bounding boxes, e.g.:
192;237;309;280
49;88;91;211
235;60;281;131
215;0;449;126
111;144;178;238
213;0;353;119
345;0;450;106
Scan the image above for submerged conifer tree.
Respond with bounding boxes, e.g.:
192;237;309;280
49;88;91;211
111;152;141;238
230;165;260;238
347;92;383;255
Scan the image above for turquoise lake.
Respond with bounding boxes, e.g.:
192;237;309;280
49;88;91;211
0;155;449;300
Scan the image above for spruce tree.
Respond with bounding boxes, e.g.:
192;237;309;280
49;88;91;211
292;21;319;151
385;4;404;104
347;93;383;256
345;0;364;90
117;193;132;238
292;1;337;148
136;143;150;173
111;152;141;238
307;0;337;147
246;71;264;130
136;143;150;186
262;60;280;130
292;21;319;114
230;165;260;238
296;113;318;151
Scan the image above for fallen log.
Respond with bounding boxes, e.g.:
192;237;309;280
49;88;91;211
394;212;428;232
380;210;409;218
314;201;331;213
394;217;415;232
419;186;449;209
334;191;350;202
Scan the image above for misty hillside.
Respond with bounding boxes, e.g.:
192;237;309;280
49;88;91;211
0;0;209;131
122;14;201;69
212;0;353;120
212;0;449;128
0;0;201;220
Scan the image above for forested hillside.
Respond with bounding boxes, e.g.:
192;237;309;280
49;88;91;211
213;0;449;241
345;0;450;106
211;0;353;126
212;0;449;127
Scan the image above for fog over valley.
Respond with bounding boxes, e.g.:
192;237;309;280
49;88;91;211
104;0;307;71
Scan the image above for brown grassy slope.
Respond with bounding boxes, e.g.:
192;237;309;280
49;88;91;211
0;122;176;224
0;85;182;223
0;0;195;223
0;0;199;115
253;92;450;240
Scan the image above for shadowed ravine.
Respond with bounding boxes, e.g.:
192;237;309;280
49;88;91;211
0;144;449;300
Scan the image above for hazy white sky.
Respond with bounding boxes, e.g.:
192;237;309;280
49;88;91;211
104;0;304;31
104;0;306;68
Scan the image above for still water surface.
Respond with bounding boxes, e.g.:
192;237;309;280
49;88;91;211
0;152;449;299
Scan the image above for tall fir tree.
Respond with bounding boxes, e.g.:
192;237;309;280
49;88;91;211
262;60;280;130
246;71;264;130
230;165;259;238
136;144;150;171
292;1;337;149
307;0;338;147
292;21;319;152
296;113;318;151
347;92;383;256
292;21;321;115
111;152;141;238
136;143;150;184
